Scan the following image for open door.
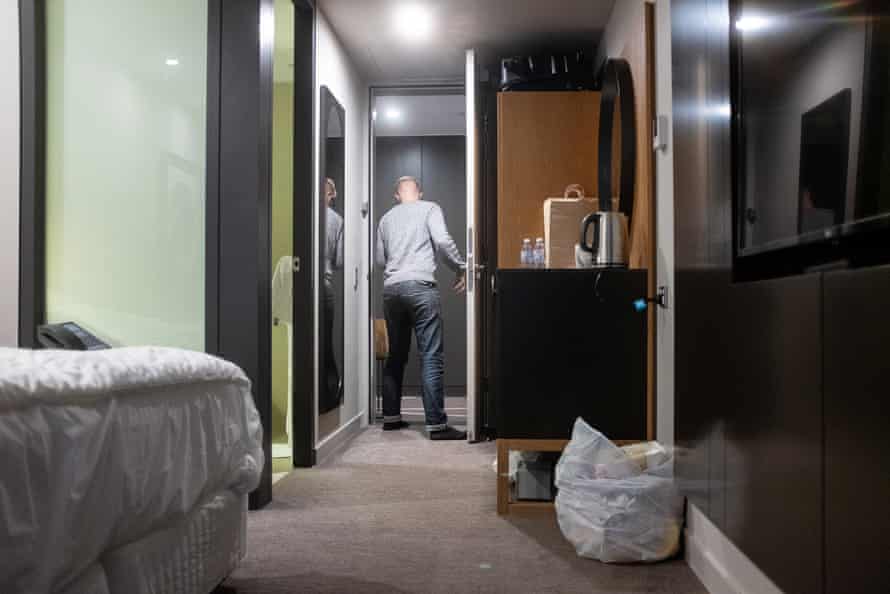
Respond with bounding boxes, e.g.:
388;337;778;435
465;49;482;441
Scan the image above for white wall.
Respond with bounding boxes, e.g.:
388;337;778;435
315;9;370;445
654;0;675;448
0;3;20;347
595;0;646;67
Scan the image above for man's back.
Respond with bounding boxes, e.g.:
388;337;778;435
376;200;464;287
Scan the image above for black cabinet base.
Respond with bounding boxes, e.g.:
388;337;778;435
494;269;647;440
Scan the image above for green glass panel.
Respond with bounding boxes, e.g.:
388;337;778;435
44;0;208;349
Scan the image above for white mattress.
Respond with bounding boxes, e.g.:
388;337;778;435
103;489;246;594
0;347;264;594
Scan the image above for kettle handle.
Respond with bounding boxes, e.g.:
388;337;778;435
579;212;601;255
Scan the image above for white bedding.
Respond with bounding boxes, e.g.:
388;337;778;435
0;347;264;594
103;489;245;594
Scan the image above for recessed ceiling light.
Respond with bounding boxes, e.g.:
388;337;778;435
385;108;402;121
735;15;771;32
165;58;180;66
394;4;432;42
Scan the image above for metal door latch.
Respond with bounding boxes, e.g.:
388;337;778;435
655;285;669;309
292;257;301;272
653;115;670;152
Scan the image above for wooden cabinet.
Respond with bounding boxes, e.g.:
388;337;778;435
496;92;602;268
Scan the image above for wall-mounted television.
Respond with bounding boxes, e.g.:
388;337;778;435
731;0;890;279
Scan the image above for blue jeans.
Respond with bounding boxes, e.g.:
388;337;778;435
382;281;447;431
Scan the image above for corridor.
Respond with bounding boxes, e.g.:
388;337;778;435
226;428;706;593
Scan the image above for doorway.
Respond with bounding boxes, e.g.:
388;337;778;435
270;0;316;481
368;87;469;428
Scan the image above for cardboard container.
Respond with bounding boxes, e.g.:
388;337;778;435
544;185;599;268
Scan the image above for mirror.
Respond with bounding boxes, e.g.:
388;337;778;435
319;86;345;416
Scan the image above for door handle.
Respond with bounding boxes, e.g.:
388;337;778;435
474;263;486;280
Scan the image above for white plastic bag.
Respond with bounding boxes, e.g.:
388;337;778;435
554;418;683;563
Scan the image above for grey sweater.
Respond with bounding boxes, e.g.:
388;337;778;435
376;201;465;287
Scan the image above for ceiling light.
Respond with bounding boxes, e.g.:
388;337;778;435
385;108;402;121
735;15;771;32
394;4;432;42
165;58;179;66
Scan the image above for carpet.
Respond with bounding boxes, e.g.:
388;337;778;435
224;426;706;594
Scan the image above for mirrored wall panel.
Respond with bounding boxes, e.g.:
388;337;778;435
319;86;345;418
735;1;890;254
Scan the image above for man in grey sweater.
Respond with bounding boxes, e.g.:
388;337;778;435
376;176;467;440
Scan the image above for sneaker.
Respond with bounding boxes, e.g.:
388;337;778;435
429;426;467;441
382;420;410;431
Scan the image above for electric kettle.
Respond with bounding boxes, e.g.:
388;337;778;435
578;209;628;268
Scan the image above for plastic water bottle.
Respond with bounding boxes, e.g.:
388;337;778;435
534;238;545;268
520;238;533;268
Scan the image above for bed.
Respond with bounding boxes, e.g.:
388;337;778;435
0;347;264;594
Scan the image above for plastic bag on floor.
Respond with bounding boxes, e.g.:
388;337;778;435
554;418;683;563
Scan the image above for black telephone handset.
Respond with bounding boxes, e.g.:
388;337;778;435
37;322;110;351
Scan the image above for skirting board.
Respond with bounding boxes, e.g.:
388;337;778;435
685;504;784;594
315;410;364;466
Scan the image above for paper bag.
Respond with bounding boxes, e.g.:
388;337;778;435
544;185;599;268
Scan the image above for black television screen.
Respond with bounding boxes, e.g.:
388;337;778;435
798;89;850;235
732;0;890;269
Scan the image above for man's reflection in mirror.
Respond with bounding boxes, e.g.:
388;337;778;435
324;177;344;403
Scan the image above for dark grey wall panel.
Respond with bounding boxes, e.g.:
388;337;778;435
290;0;316;468
723;274;823;594
671;0;720;520
373;136;467;393
824;266;890;594
420;136;467;392
18;0;45;348
673;1;824;592
218;0;272;508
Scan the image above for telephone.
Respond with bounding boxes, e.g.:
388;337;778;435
37;322;110;351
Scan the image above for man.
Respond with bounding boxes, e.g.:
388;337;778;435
323;178;344;410
376;176;467;440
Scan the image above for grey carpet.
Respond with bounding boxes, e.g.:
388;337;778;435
225;426;707;594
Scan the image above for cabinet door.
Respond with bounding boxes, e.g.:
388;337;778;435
494;269;647;440
824;266;890;594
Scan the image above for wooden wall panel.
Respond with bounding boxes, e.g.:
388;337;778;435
496;91;601;269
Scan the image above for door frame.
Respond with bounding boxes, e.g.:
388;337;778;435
653;0;675;447
366;83;466;425
289;0;318;468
